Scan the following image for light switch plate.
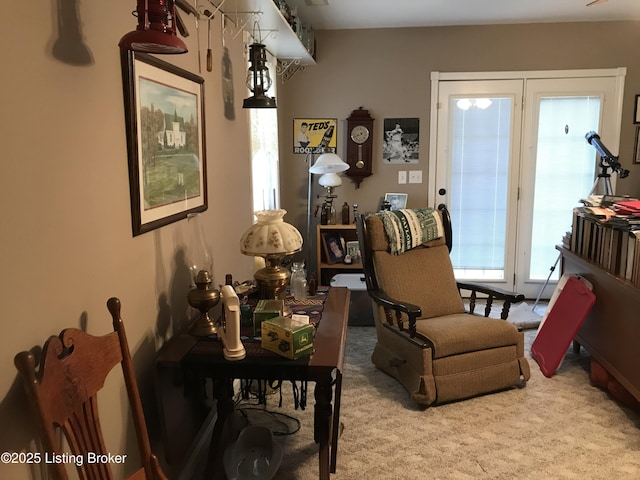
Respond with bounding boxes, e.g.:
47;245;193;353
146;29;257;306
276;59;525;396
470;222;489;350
398;171;407;184
409;170;422;184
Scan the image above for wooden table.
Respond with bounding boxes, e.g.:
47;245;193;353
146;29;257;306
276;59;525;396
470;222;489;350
157;286;350;479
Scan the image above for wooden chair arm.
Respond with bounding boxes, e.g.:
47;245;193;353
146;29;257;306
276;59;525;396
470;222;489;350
456;281;525;320
457;281;525;303
368;288;421;336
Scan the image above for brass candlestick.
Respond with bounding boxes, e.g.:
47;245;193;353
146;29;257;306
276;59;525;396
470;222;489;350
188;270;220;337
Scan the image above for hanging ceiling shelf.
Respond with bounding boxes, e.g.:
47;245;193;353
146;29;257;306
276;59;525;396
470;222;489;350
230;0;315;65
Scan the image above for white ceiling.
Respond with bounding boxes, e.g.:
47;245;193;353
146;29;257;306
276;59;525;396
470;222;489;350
290;0;640;30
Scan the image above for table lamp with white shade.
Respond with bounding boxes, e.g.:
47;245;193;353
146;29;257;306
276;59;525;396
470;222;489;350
309;153;349;225
239;209;303;301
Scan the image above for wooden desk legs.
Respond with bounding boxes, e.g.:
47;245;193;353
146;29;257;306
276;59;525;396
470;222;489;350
330;370;342;473
205;379;235;480
314;374;332;480
204;372;344;480
315;369;342;480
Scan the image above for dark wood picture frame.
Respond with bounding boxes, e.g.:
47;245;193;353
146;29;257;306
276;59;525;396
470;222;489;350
634;94;640;124
634;126;640;164
121;50;207;236
322;233;345;264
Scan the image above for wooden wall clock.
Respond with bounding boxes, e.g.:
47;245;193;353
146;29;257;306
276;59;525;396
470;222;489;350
345;107;374;188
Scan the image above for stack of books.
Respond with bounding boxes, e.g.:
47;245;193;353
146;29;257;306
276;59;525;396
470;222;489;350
569;197;640;286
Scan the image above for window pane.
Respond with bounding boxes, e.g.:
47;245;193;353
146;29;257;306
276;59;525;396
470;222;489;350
250;53;279;212
529;96;600;279
449;97;512;280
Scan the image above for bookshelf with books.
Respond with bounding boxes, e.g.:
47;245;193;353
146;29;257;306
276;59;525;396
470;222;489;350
559;198;640;403
569;205;640;286
558;246;640;403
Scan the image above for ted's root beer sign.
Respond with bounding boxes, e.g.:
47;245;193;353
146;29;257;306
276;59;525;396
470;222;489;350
293;118;337;154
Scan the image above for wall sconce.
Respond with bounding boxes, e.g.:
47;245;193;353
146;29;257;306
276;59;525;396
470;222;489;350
243;42;276;108
119;0;188;54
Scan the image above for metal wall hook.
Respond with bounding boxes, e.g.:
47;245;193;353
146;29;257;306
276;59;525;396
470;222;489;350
198;0;225;19
251;20;263;43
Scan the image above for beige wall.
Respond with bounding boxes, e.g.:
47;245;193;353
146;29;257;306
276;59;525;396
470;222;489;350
3;7;640;478
278;22;640;273
1;2;256;478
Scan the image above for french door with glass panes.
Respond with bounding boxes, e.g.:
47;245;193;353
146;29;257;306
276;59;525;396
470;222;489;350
430;70;625;299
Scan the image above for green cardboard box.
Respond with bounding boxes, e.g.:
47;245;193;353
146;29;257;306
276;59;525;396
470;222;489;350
261;316;314;360
253;299;284;336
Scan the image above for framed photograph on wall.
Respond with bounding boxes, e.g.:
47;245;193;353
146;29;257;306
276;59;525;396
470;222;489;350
634;127;640;164
384;193;408;210
322;233;346;264
635;95;640;124
382;117;420;163
121;50;207;236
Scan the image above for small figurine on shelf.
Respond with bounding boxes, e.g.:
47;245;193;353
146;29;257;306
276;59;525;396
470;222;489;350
352;204;359;223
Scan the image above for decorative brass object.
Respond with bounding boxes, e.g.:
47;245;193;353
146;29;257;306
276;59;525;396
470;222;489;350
254;255;291;301
187;270;220;336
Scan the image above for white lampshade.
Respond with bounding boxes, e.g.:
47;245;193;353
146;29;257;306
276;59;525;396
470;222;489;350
239;209;303;256
309;153;349;174
318;172;342;188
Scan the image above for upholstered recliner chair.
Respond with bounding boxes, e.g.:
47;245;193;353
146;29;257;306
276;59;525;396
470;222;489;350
356;206;530;406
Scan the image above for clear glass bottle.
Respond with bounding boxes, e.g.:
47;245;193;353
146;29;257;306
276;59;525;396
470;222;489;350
290;262;308;301
186;212;214;288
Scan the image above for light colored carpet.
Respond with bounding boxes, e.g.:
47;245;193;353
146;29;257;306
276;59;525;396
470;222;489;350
229;325;640;480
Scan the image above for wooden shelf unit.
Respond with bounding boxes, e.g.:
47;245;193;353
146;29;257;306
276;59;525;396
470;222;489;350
557;245;640;403
317;224;362;285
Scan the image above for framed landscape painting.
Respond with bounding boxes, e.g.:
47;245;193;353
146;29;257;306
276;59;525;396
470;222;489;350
121;50;207;236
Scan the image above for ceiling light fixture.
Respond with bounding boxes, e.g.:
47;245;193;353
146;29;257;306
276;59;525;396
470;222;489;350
455;98;492;110
119;0;188;54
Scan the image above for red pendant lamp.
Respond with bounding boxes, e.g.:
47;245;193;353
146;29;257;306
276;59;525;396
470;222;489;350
119;0;187;54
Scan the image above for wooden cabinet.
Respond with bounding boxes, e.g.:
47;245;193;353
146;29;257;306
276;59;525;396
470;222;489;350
558;246;640;402
317;224;362;285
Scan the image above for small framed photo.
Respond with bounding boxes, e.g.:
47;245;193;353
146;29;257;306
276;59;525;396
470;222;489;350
384;193;408;211
322;233;345;264
346;241;361;264
634;127;640;164
634;95;640;124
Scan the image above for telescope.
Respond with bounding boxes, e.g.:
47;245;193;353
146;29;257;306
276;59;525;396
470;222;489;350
585;131;629;178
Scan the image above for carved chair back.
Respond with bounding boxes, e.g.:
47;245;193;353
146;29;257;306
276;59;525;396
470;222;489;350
14;298;167;480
